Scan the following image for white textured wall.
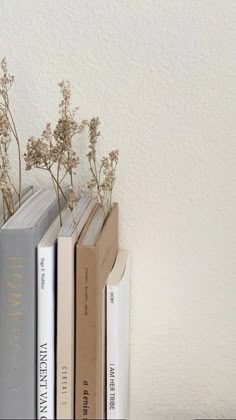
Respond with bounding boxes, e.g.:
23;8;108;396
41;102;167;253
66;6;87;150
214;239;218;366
2;1;236;419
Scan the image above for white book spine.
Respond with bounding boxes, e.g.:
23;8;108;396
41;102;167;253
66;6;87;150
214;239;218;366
106;255;130;420
37;245;56;420
106;285;119;419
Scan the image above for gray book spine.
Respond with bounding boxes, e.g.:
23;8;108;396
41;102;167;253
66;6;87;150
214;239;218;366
0;201;59;419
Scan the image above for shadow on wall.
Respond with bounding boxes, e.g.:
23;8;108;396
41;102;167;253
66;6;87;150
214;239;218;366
130;405;236;420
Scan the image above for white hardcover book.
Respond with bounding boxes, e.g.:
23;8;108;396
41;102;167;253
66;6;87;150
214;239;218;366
37;245;56;420
106;250;130;420
37;210;68;420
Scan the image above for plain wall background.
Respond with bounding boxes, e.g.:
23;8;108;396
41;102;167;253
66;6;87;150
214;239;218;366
1;1;236;419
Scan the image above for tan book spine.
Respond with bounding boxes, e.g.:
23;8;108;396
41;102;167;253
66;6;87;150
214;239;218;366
75;204;118;420
76;246;97;419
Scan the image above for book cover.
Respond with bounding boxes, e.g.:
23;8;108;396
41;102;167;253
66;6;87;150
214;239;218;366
75;203;118;420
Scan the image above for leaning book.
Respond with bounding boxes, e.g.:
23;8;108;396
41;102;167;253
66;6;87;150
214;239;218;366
0;189;60;420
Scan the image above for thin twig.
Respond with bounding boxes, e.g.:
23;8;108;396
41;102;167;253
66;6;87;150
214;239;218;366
7;107;22;206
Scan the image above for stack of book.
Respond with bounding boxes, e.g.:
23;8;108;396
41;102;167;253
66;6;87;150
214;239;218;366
0;189;129;420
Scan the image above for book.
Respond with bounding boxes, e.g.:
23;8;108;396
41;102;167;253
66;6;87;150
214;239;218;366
75;203;118;420
106;250;130;420
37;208;69;420
0;189;61;420
56;194;96;420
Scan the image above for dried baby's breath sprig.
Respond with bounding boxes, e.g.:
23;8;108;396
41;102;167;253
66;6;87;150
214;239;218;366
0;58;22;222
24;81;85;226
85;117;119;219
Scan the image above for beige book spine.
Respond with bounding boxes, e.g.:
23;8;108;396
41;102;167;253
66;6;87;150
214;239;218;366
57;237;75;419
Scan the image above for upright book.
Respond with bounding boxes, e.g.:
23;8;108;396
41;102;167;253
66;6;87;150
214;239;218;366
106;250;130;420
56;194;96;420
37;208;69;420
0;189;60;419
75;203;118;420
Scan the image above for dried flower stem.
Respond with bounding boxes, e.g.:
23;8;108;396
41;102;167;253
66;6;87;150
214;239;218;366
56;160;63;225
7;107;22;206
89;160;106;219
0;58;22;219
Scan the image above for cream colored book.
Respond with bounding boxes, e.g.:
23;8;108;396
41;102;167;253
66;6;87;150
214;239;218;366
56;194;96;420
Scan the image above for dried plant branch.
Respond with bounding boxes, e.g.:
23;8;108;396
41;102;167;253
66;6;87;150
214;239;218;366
0;61;120;227
7;106;22;205
85;117;119;220
0;58;22;220
24;81;85;225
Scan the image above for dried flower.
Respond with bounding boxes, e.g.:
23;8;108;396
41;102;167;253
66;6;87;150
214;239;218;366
85;117;118;219
0;58;22;222
24;81;84;225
